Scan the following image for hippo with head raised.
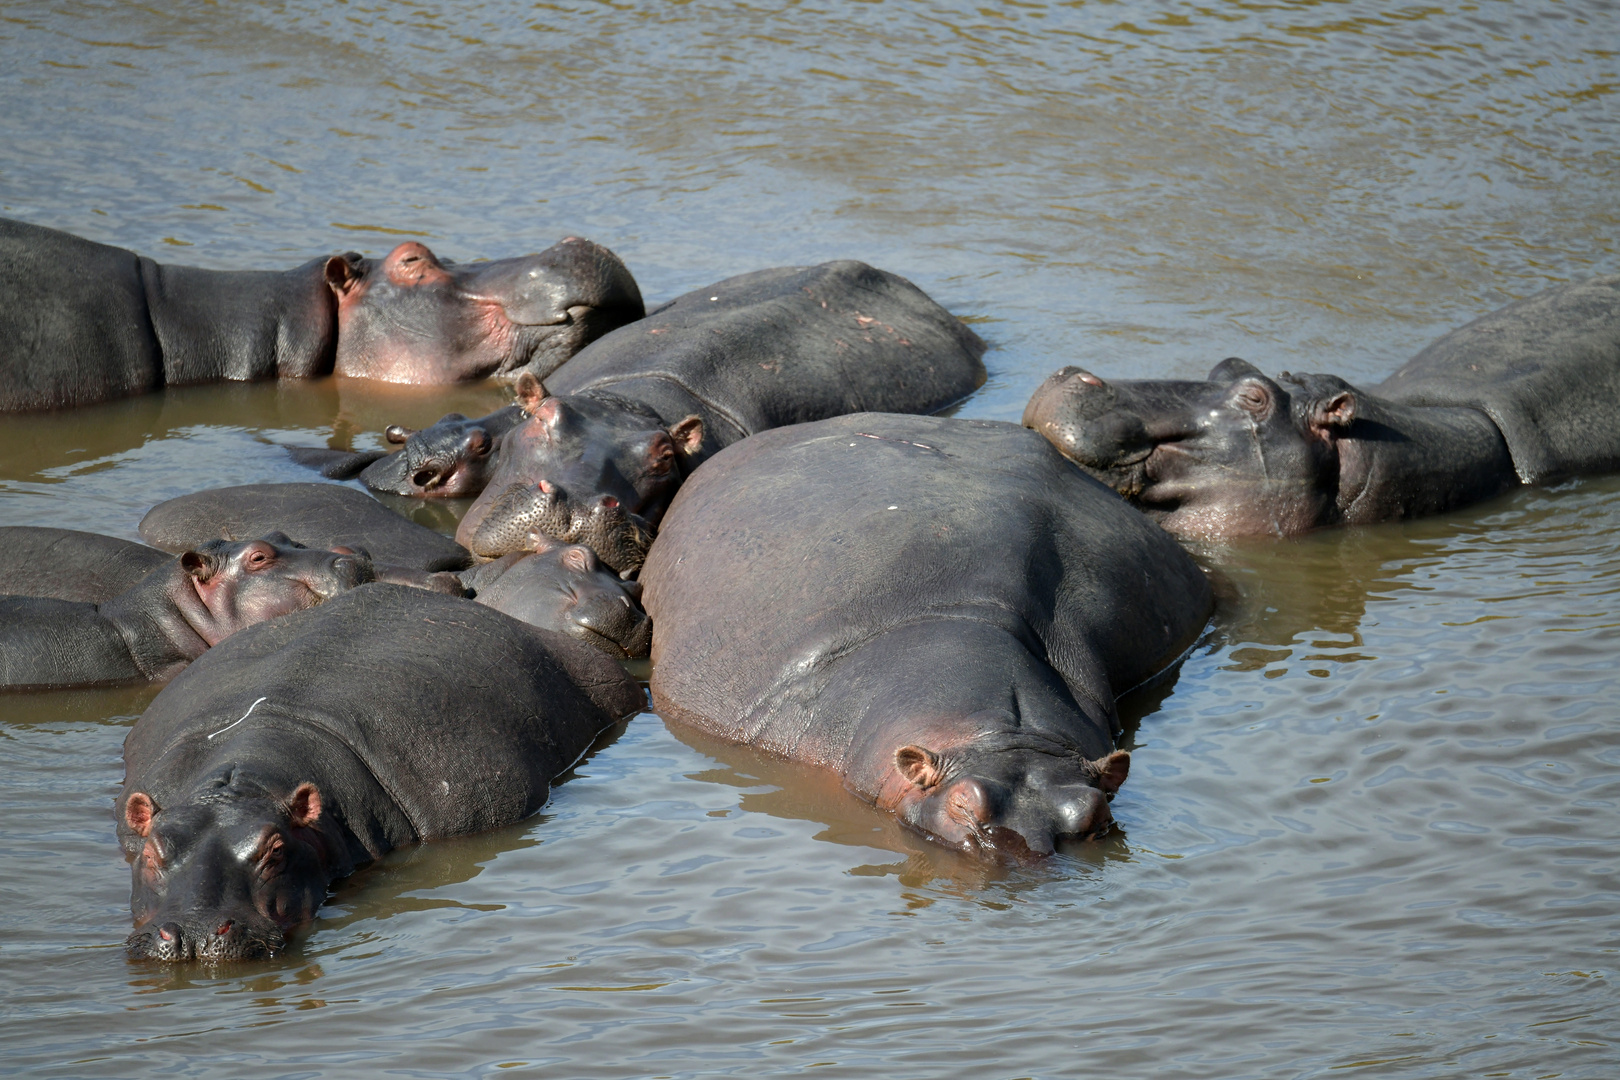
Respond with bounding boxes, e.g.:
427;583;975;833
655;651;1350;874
288;403;529;498
117;584;643;961
1023;275;1620;537
0;217;643;411
640;413;1212;859
454;261;988;572
0;533;456;690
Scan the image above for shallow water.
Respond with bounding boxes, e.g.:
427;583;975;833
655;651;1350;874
2;2;1617;1077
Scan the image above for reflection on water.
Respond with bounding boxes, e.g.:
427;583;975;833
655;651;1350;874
2;1;1618;1076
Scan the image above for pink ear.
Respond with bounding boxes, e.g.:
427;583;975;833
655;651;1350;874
287;782;322;828
1310;391;1357;437
180;551;213;582
894;745;944;789
514;372;548;413
1092;750;1130;795
125;792;156;836
668;415;705;457
324;255;361;297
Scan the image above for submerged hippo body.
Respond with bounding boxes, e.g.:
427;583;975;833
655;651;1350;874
640;414;1212;858
139;483;472;571
1023;275;1620;537
0;217;642;411
0;527;171;604
456;261;988;571
0;535;377;690
117;584;643;961
459;536;650;658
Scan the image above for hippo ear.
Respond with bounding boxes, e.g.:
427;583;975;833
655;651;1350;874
1209;357;1262;382
1091;750;1130;795
180;550;218;582
668;415;705;458
1308;390;1357;437
561;545;597;575
524;529;562;555
124;791;158;836
384;424;416;445
895;745;945;790
514;372;548;414
324;253;364;297
286;782;322;828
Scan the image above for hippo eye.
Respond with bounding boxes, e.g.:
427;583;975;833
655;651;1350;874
245;548;274;571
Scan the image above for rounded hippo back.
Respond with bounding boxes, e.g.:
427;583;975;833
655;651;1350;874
0;527;170;604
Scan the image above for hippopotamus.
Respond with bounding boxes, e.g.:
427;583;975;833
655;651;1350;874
0;533;454;690
459;534;650;658
0;527;171;604
287;403;528;498
117;584;643;961
0;216;643;411
138;483;472;571
1023;275;1620;537
455;261;988;571
639;414;1213;859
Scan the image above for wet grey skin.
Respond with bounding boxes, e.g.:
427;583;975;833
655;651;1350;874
118;584;643;962
1023;274;1620;538
1;216;645;411
286;404;529;498
459;533;651;658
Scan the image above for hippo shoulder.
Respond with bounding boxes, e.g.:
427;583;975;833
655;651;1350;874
1379;275;1620;483
138;482;472;571
124;585;641;841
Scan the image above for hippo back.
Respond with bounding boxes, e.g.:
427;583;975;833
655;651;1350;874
138;483;472;571
641;414;1211;753
122;585;643;843
0;527;170;604
545;262;987;440
1379;275;1620;484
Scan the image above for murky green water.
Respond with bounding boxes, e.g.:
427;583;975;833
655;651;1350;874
2;2;1617;1076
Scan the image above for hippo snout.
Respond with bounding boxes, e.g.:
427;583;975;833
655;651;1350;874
126;916;281;963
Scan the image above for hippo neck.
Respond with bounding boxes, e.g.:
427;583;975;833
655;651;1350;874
1332;394;1516;524
140;256;338;387
577;375;750;455
96;561;213;680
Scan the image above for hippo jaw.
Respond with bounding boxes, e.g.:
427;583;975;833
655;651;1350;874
122;783;331;964
887;742;1130;860
325;238;643;385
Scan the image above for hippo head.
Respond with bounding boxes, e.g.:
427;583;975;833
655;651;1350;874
1024;358;1359;537
179;534;375;645
885;731;1130;859
471;534;652;658
359;405;526;498
324;238;644;384
455;374;703;572
121;780;331;962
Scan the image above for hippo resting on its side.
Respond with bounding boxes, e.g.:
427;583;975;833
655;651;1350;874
458;534;650;659
0;527;171;604
1022;275;1620;538
0;534;458;691
0;216;643;411
455;261;989;573
640;414;1212;859
116;584;643;961
139;483;473;572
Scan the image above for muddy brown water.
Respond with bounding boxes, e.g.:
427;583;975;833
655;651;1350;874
2;2;1617;1077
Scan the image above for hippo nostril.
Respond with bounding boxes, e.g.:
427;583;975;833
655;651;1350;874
598;496;619;509
216;920;233;937
159;922;180;942
538;479;556;495
412;469;438;489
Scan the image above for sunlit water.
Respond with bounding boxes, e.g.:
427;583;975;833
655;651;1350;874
1;2;1617;1077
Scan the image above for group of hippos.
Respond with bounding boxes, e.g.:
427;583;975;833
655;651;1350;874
3;215;1616;962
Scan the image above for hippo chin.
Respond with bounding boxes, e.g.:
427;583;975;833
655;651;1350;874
640;414;1213;859
118;584;643;962
456;261;988;570
0;217;642;411
0;533;385;690
460;534;651;658
1024;275;1620;537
